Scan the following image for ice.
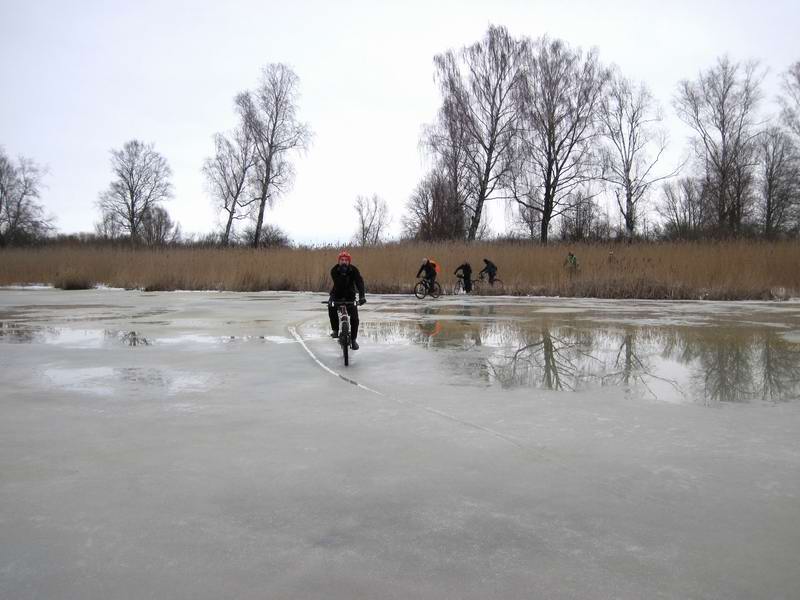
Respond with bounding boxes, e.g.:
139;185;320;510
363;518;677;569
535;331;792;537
1;288;799;599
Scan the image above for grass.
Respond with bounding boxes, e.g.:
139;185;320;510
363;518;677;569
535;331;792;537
1;240;799;300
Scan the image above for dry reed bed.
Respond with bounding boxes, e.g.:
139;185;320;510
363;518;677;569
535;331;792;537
2;241;799;300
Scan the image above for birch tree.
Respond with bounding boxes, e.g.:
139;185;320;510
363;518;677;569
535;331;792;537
238;64;311;248
203;115;256;245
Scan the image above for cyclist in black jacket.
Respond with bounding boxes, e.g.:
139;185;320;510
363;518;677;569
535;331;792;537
328;250;366;350
479;258;498;285
454;262;473;293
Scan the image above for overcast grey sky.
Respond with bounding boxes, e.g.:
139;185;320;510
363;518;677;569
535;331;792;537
1;0;798;243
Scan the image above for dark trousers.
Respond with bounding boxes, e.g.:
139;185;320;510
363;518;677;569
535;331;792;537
329;302;359;340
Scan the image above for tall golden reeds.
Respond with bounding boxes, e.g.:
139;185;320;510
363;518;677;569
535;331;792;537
1;240;799;300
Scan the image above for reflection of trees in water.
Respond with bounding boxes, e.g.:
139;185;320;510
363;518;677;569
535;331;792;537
485;325;595;391
362;314;800;403
0;321;39;343
659;328;800;403
483;324;679;395
696;332;755;404
600;329;684;400
758;333;800;402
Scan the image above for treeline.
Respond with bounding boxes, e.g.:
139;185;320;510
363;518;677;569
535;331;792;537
2;25;799;249
405;26;800;244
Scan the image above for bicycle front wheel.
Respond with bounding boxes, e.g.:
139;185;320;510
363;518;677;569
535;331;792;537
414;282;427;299
430;281;442;298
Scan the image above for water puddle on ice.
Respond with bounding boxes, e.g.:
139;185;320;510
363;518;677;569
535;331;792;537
358;305;800;405
43;367;212;396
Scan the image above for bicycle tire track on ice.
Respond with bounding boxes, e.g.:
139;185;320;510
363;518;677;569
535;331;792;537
288;325;527;450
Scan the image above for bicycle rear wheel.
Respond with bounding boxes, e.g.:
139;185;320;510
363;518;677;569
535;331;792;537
430;281;442;298
414;282;427;299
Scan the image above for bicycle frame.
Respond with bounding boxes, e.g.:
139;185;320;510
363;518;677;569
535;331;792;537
329;300;356;365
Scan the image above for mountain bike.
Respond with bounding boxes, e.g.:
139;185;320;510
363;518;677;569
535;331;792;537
324;300;357;366
478;273;504;288
453;274;479;294
414;278;442;299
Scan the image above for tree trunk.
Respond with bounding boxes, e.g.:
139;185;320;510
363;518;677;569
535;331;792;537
625;188;635;239
223;211;234;246
253;195;267;248
540;213;550;244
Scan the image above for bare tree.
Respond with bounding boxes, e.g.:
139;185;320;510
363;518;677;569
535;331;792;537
432;25;526;241
756;126;800;238
674;56;763;234
238;223;291;248
140;206;181;246
238;64;311;248
353;194;390;246
402;169;466;241
98;140;172;243
657;177;706;239
509;194;541;240
558;188;610;241
780;61;800;140
94;210;123;239
0;147;52;245
203;117;256;245
599;72;678;239
510;37;610;243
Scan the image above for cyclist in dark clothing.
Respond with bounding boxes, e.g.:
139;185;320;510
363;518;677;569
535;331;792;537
479;258;498;285
416;258;438;291
328;250;366;350
454;262;473;293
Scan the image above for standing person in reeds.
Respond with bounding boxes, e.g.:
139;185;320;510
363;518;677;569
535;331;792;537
416;258;439;292
565;252;579;276
454;261;473;293
328;250;366;351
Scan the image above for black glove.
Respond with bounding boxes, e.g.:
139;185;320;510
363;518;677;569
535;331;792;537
358;297;366;306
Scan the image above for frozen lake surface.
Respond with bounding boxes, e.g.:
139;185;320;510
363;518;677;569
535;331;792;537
2;289;800;599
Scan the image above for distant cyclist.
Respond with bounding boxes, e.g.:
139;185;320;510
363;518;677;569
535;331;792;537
416;257;439;292
328;250;366;350
479;258;498;285
454;261;473;293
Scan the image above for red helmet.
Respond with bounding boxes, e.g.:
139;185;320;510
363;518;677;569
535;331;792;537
337;250;352;263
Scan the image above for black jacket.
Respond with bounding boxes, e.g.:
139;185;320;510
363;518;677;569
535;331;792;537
330;264;365;301
479;260;497;275
454;263;472;278
416;263;437;279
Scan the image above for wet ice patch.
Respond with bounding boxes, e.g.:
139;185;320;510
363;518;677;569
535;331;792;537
44;367;116;396
155;334;220;345
782;331;800;344
43;367;213;397
263;335;296;344
43;328;107;348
